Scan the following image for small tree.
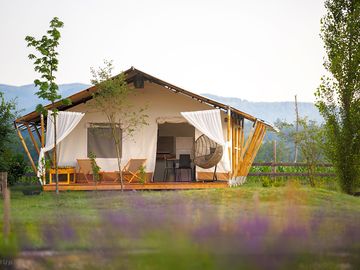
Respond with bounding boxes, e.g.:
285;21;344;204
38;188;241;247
315;0;360;194
90;60;148;191
25;17;68;194
277;118;325;187
293;118;325;187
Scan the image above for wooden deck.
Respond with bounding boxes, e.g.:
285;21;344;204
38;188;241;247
42;181;229;191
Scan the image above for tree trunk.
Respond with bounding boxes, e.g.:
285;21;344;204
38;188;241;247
53;108;59;195
116;149;123;191
110;123;124;191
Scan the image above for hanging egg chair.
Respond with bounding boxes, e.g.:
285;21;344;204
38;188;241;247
193;134;223;180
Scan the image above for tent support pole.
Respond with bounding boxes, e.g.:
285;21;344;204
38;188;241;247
40;114;45;148
26;124;40;155
15;124;37;174
227;107;232;176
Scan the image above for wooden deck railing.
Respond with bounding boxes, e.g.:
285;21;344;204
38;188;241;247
248;162;336;178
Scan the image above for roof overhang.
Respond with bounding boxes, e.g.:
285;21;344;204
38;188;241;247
14;67;277;131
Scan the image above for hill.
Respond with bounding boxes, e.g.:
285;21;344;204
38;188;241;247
203;94;323;124
0;83;90;113
0;84;322;124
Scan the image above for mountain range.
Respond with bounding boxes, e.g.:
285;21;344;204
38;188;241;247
0;83;322;124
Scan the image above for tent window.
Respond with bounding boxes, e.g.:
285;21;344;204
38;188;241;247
87;123;122;158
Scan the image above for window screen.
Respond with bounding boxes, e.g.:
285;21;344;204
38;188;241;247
87;124;122;158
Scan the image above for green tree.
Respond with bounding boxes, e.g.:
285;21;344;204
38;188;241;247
0;92;28;185
90;60;148;191
0;92;16;171
315;0;360;194
25;17;68;194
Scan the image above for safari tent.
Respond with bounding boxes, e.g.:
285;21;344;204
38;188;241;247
14;67;275;191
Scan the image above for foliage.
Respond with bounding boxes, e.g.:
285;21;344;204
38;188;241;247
315;0;360;194
0;92;16;171
276;118;326;187
139;165;146;184
90;60;149;190
25;17;64;105
25;17;68;193
0;92;29;186
7;154;28;186
88;151;101;183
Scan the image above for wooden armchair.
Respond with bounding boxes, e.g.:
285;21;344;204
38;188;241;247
77;159;101;182
121;159;147;183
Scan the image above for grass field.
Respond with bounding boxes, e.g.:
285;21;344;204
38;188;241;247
1;182;360;269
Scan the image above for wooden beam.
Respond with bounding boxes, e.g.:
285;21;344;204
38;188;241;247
15;124;37;173
26;124;40;155
231;122;236;178
227;107;232;172
40;114;45;148
43;181;229;191
33;124;42;143
33;120;52;169
238;122;266;177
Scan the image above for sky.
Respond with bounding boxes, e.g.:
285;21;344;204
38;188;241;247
0;0;326;102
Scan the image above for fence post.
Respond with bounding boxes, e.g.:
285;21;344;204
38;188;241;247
272;141;277;174
1;172;7;197
1;172;10;239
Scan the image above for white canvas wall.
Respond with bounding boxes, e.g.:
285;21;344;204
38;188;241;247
57;82;230;177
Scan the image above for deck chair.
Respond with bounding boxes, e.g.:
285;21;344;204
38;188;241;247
121;159;147;183
77;159;93;182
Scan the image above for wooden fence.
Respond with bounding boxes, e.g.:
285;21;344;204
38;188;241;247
248;162;336;178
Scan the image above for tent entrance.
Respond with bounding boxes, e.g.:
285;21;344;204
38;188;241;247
154;123;195;182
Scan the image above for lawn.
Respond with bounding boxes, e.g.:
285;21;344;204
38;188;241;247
1;182;360;269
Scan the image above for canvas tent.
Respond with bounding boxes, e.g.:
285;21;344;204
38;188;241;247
14;67;276;188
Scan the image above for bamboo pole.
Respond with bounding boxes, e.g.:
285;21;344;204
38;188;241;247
236;125;244;176
16;124;37;173
41;114;45;148
244;124;266;176
240;122;256;160
227;108;232;172
239;122;265;176
232;122;236;177
26;124;40;155
33;124;42;142
40;115;47;185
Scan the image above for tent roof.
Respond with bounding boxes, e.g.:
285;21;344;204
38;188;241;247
14;67;276;130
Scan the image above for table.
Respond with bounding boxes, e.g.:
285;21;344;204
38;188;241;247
49;167;76;184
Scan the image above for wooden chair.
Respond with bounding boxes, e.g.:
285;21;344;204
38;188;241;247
77;159;94;183
121;159;147;183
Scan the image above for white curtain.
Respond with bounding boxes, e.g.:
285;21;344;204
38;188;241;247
37;111;85;182
181;109;231;173
181;109;226;146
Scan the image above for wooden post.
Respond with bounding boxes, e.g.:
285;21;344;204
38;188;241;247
231;122;236;178
272;140;277;174
1;172;10;239
1;172;7;198
227;107;232;173
16;124;37;173
41;114;45;148
33;123;42;142
294;95;299;163
26;124;40;155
